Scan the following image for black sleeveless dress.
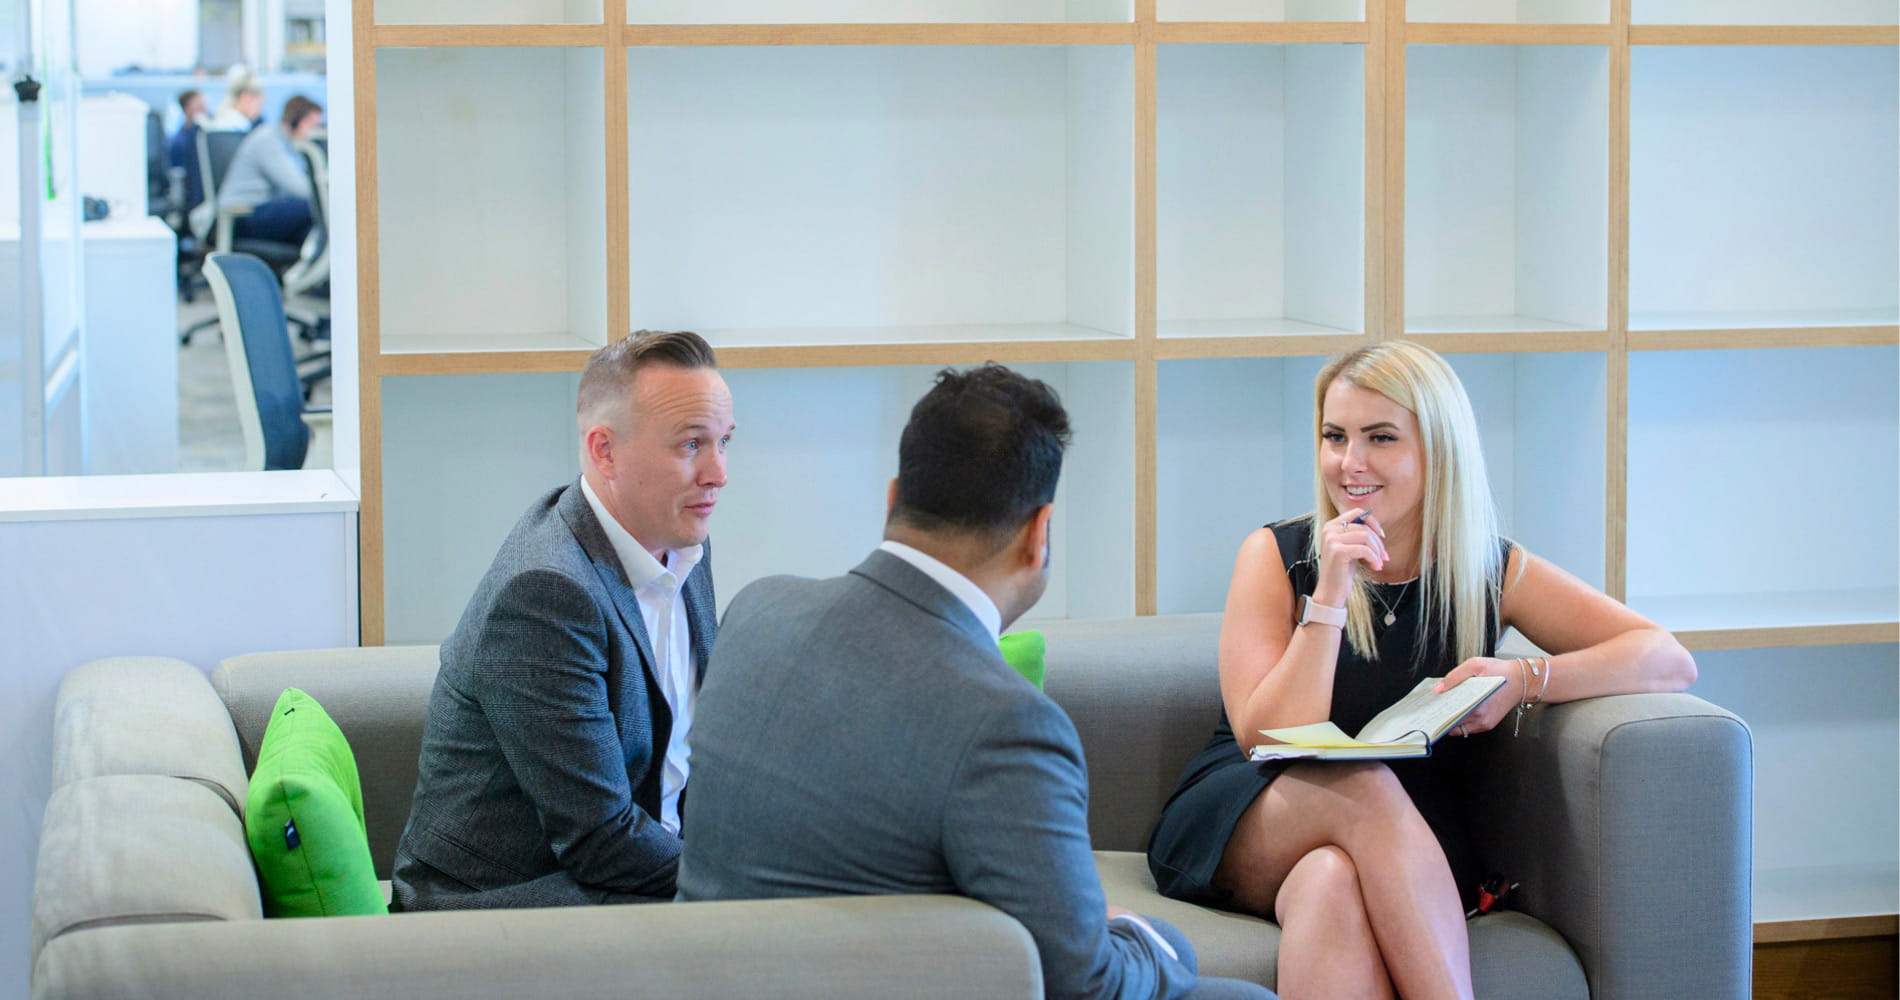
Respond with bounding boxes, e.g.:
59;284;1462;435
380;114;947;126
1145;515;1512;911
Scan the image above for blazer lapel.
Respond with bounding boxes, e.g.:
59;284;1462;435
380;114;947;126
682;537;717;684
556;483;663;689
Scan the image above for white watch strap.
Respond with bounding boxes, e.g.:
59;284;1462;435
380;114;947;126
1300;595;1347;628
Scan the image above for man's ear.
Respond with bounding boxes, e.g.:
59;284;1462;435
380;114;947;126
1025;503;1054;570
583;425;615;478
886;478;899;517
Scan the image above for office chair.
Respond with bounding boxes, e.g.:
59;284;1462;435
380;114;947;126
279;137;334;395
153;111;207;304
182;130;305;345
285;139;331;309
203;252;332;471
182;130;320;343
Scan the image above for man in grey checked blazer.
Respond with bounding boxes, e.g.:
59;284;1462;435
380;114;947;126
393;331;734;910
681;365;1272;1000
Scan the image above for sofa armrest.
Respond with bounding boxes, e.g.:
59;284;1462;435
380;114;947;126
53;657;249;815
31;895;1040;1000
1467;693;1752;1000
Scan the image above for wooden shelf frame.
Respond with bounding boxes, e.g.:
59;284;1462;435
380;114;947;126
353;0;1898;651
1632;25;1899;46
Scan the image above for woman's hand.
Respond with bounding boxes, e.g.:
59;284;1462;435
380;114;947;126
1433;656;1525;736
1313;508;1388;604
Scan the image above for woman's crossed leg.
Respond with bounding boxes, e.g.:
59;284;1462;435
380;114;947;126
1212;762;1472;1000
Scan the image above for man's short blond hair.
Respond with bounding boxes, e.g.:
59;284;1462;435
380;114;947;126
576;330;718;430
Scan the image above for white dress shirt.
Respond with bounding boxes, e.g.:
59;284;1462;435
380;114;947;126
581;478;702;836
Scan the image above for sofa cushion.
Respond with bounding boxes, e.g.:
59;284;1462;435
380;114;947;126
1094;850;1279;987
1041;615;1225;853
52;656;249;815
215;644;441;878
1095;849;1588;998
32;774;262;963
245;688;387;917
1469;909;1589;999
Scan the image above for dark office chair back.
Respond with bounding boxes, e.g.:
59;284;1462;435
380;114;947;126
145;110;170;214
204;252;311;471
203;129;249;191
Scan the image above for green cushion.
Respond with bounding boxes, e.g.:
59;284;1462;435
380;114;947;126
243;688;387;917
1000;630;1046;690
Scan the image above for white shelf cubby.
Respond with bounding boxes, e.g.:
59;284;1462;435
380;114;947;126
626;44;1133;350
628;1;1133;24
375;0;603;26
381;363;1133;644
1404;44;1609;336
381;373;585;645
1630;45;1898;334
1154;351;1605;614
375;47;608;355
1626;347;1900;635
1407;0;1608;23
1686;643;1900;925
1158;42;1364;340
1157;0;1364;21
1632;1;1899;26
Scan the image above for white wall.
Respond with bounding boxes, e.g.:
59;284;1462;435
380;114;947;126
73;0;196;77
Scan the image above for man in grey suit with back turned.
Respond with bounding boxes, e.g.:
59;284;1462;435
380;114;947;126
681;365;1272;1000
393;330;735;910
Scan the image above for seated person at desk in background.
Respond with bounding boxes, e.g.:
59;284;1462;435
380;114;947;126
392;330;735;910
1146;340;1696;1000
166;89;208;214
209;69;264;131
680;365;1273;1000
218;95;322;247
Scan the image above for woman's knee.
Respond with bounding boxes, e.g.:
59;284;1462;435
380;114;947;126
1276;846;1369;924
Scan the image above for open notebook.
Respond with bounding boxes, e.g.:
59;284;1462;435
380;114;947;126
1248;675;1507;762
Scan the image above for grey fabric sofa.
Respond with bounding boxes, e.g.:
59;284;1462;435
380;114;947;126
32;613;1752;999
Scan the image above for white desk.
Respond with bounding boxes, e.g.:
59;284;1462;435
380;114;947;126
0;215;178;475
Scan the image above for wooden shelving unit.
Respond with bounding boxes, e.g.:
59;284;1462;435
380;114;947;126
351;0;1898;937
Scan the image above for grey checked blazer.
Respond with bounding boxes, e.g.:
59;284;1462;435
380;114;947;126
393;481;716;910
679;550;1200;1000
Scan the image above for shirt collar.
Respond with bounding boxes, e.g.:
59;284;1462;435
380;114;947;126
580;477;702;590
877;540;1002;642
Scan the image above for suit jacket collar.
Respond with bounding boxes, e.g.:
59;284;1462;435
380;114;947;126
557;480;718;685
557;482;658;672
849;549;998;654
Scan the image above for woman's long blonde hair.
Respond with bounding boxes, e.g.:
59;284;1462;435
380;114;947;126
1310;341;1502;666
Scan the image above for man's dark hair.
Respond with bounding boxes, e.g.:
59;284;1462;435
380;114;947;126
576;329;718;426
281;95;322;131
890;364;1071;543
176;89;202;115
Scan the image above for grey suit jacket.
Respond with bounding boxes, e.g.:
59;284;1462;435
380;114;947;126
393;481;716;910
679;550;1197;1000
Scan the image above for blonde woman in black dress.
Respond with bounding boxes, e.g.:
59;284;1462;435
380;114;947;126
1147;341;1696;1000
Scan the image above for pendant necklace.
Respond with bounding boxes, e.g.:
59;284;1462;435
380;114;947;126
1369;579;1412;627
